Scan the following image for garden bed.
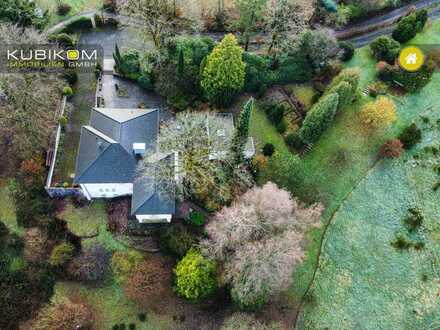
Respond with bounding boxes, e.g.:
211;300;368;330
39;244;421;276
51;73;97;187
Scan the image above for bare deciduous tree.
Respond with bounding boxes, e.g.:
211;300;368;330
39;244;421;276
202;182;322;309
0;24;62;171
138;112;252;207
117;0;176;48
265;0;307;57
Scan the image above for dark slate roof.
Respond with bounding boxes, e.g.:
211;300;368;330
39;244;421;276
90;108;159;153
131;153;176;216
74;108;159;184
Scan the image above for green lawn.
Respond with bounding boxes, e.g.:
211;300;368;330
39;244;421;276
59;200;129;251
53;73;96;185
36;0;103;26
249;19;440;325
299;108;440;329
294;21;440;328
0;180;22;235
54;281;176;330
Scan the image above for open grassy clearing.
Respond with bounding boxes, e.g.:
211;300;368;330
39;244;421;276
299;108;440;329
295;21;440;328
59;200;129;251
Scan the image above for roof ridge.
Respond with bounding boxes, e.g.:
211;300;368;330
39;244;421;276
93;107;158;124
74;127;114;183
83;125;117;143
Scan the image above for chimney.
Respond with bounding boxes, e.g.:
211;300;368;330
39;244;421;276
133;143;146;157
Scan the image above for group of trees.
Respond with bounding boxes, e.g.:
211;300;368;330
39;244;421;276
369;9;433;93
0;24;63;175
115;0;347;110
180;182;323;309
0;0;48;29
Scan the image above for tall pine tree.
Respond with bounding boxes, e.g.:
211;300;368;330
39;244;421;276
230;98;254;165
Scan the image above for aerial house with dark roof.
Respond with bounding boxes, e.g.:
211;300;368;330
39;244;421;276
74;107;177;224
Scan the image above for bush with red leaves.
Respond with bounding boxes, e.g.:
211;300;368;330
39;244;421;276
124;257;171;309
379;139;404;159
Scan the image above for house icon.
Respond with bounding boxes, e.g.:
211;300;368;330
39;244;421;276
405;53;418;65
399;46;424;72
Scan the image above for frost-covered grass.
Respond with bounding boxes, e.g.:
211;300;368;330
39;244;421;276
298;21;440;329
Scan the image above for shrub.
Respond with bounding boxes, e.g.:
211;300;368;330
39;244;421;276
68;244;110;282
58;116;68;127
62;86;74;97
339;41;355;61
114;46;141;80
159;225;197;258
404;207;423;231
262;143;275;157
138;313;147;322
325;68;360;110
370;36;400;64
265;104;285;125
220;313;283;330
327;81;353;111
201;34;246;107
299;93;339;144
111;250;144;284
392;10;428;43
107;199;129;234
243;53;273;93
125;258;171;306
32;297;93;330
23;227;49;263
390;60;435;93
378;139;404;158
49;242;75;267
285;133;304;150
359;96;397;129
276;120;287;134
63;69;78;85
174;249;217;301
398;123;422;149
186;211;206;227
49;33;76;48
251;154;269;176
0;0;48;28
391;231;413;249
137;74;154;91
274;51;313;84
57;3;71;16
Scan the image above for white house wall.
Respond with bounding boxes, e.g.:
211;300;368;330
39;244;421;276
81;183;133;199
136;214;172;224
